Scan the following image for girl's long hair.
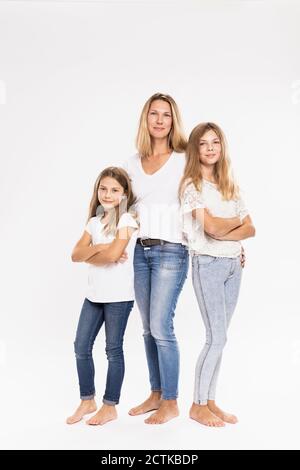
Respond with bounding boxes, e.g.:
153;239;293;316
87;167;137;236
179;122;239;200
136;92;187;158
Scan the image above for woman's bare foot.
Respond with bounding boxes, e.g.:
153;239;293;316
66;399;97;424
189;403;225;427
144;399;179;425
128;391;162;416
86;404;117;426
208;400;238;424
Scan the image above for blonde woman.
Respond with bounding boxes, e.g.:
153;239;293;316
123;93;189;424
180;123;255;427
67;167;138;426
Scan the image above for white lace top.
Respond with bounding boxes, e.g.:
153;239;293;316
181;180;249;258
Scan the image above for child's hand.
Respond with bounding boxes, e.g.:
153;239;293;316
118;251;128;263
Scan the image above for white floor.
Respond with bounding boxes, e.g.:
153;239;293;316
1;293;300;450
1;386;299;451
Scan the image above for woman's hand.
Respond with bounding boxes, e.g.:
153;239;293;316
240;246;246;268
206;235;246;267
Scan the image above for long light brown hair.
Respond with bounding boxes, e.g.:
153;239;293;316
88;167;137;236
136;92;187;158
179;122;239;200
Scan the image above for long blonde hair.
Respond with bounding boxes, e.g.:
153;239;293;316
179;122;239;200
88;167;137;236
136;92;187;158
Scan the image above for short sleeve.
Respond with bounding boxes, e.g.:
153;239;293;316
182;183;205;214
84;218;93;235
236;193;249;221
117;213;139;230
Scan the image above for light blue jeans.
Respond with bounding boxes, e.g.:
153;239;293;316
134;242;189;400
192;255;242;405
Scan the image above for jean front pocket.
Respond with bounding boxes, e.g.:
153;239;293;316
197;255;218;266
160;245;188;271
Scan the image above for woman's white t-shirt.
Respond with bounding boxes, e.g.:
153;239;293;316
123;152;186;244
182;180;249;258
84;212;138;303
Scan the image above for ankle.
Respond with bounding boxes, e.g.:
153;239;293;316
191;402;208;410
150;391;162;400
81;399;95;405
161;399;178;406
102;403;116;409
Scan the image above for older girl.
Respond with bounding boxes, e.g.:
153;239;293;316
180;123;255;427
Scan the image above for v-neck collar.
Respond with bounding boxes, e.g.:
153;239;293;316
139;151;174;177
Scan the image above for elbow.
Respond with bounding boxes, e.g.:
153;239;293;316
244;224;256;239
71;251;80;262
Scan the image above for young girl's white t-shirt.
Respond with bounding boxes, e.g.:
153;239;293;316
182;180;249;258
84;212;138;303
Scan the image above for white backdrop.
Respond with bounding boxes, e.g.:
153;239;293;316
0;0;300;450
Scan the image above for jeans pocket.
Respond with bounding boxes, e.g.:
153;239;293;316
197;255;218;266
160;247;187;271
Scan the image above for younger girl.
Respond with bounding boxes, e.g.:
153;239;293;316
66;167;138;426
180;123;255;427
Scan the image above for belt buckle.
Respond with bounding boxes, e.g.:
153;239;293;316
140;238;148;247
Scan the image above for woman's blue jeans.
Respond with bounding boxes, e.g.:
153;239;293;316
74;298;133;405
134;242;189;400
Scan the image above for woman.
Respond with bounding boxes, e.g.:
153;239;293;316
123;93;189;424
180;122;255;427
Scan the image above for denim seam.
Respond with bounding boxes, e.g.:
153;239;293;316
161;250;189;400
75;299;104;399
86;301;104;358
103;301;133;404
195;261;214;405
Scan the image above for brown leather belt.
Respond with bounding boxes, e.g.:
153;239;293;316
137;238;168;247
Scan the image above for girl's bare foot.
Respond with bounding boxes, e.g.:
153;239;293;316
189;403;225;427
144;399;179;425
208;400;238;424
66;399;97;424
128;391;162;416
86;404;117;426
